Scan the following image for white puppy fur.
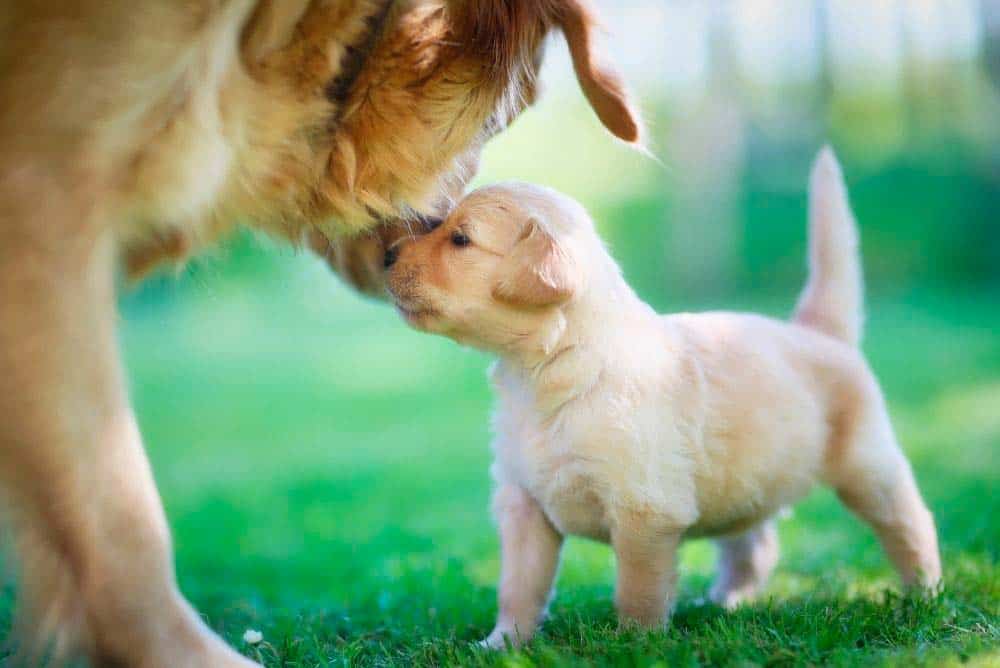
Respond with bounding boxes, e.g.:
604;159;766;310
385;148;941;648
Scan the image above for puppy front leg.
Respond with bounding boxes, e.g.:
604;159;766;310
612;522;682;629
482;485;563;649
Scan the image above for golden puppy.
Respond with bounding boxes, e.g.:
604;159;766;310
0;1;639;665
386;148;941;648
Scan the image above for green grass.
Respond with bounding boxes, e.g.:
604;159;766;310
0;248;997;665
71;252;994;666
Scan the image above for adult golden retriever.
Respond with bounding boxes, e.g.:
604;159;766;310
0;1;638;665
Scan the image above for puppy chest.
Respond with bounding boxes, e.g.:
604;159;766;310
538;461;612;541
492;385;615;542
493;439;607;540
501;441;612;541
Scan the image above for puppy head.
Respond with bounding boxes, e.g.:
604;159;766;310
385;183;589;351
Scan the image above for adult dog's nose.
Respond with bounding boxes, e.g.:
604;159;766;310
383;246;399;269
422;215;443;231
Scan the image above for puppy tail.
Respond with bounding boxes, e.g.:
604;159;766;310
793;146;863;347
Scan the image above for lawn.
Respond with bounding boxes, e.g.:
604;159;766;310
0;245;997;665
100;253;999;666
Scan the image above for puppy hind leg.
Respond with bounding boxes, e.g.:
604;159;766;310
828;414;941;589
709;519;780;609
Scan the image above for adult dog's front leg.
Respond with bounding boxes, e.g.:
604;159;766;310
481;485;563;650
0;175;255;666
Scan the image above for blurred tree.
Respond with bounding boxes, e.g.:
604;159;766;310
980;0;1000;88
664;4;745;299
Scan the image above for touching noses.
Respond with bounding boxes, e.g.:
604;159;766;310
384;215;442;269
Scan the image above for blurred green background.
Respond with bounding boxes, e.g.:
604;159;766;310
68;1;1000;664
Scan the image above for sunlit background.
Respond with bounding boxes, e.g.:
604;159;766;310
485;0;999;303
79;1;1000;662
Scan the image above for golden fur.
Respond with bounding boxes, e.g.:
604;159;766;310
0;1;638;665
385;150;941;648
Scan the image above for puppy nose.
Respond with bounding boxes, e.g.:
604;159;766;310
383;246;399;269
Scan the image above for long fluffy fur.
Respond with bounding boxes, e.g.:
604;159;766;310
113;0;640;280
118;0;640;279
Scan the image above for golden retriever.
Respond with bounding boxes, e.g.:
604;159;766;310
385;149;941;648
0;1;638;665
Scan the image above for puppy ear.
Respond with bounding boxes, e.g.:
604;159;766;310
492;219;578;307
556;0;641;143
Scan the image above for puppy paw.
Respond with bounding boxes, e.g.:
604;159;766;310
709;581;759;610
477;628;521;651
709;589;747;610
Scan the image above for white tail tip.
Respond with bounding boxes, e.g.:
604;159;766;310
794;145;863;346
810;145;846;198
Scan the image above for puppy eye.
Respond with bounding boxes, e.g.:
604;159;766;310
423;216;443;231
451;231;471;247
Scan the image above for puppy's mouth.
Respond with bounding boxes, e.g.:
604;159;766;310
386;269;438;326
395;303;435;322
391;296;438;326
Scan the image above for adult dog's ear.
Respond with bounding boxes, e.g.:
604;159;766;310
492;219;578;307
556;0;641;143
447;0;640;143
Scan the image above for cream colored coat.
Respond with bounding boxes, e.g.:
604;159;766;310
386;149;941;648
